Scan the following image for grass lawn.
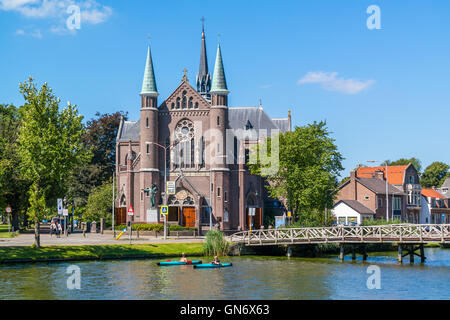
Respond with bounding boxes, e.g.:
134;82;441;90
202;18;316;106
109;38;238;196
0;243;204;263
0;225;11;232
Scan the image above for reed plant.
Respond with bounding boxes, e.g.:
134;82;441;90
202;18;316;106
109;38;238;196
203;230;230;257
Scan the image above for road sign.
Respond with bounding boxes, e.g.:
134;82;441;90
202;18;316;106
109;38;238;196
58;199;63;215
128;205;134;216
161;205;169;215
5;207;12;213
167;181;176;195
248;208;256;216
287;211;292;217
63;209;69;216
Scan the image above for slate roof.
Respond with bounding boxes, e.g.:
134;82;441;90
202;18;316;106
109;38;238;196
117;107;290;142
117;120;140;142
228;107;289;134
336;200;375;215
437;178;450;198
357;177;405;195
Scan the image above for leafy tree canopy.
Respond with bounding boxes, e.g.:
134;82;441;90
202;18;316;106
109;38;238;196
382;157;422;173
420;161;450;188
249;121;344;226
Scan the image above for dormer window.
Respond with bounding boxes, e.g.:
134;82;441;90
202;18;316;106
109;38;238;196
245;120;253;130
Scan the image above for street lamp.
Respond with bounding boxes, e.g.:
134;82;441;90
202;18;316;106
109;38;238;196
148;140;180;240
367;160;389;222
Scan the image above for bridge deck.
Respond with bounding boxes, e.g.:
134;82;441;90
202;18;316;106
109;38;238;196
230;224;450;246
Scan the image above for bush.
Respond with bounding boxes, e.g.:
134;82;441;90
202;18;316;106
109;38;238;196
203;230;230;257
169;225;196;231
114;224;164;231
361;219;403;226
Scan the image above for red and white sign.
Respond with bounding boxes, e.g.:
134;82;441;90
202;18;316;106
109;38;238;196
128;205;134;216
5;207;12;213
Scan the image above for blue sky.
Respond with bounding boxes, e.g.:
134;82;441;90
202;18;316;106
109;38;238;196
1;0;449;175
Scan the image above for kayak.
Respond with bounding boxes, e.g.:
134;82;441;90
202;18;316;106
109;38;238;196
193;263;233;269
157;260;202;266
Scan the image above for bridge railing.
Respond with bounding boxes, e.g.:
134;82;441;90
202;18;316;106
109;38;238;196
229;224;450;245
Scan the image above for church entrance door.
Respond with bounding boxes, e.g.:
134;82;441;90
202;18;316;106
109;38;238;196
182;207;196;228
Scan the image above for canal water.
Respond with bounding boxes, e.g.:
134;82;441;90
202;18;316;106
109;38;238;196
0;248;449;300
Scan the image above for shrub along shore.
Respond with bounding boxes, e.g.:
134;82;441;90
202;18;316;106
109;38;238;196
0;243;204;264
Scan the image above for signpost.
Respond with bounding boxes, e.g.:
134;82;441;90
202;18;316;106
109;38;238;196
63;209;69;236
167;181;176;195
57;198;63;215
161;206;168;239
128;205;134;244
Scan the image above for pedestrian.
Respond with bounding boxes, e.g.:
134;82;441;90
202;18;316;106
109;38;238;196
50;220;56;237
56;221;62;238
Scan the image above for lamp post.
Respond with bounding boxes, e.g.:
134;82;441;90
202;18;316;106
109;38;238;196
367;160;389;222
148;140;179;240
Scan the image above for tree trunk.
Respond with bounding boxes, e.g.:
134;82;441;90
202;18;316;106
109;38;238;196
34;218;40;248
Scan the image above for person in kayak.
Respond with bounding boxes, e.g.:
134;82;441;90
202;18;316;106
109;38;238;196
212;256;221;265
180;253;188;263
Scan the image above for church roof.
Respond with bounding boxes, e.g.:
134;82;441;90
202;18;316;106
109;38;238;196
117;120;140;142
210;44;228;93
141;45;158;96
228;107;290;135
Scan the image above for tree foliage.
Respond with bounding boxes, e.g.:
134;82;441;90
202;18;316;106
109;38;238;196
249;121;344;226
17;78;91;246
420;161;450;188
382;157;422;173
84;180;113;226
67;111;126;208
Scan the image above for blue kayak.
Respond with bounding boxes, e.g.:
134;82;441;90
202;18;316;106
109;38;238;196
194;263;233;269
157;260;202;266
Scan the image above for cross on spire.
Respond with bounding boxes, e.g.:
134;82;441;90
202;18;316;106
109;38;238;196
182;68;189;82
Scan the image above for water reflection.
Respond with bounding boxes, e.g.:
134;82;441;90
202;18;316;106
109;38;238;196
0;248;449;300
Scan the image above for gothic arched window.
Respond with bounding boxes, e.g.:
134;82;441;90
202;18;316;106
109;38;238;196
174;119;195;168
171;103;175;110
189;97;193;108
176;97;180;109
195;102;199;109
182;91;187;109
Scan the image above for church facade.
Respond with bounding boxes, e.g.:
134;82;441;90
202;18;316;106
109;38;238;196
115;28;291;231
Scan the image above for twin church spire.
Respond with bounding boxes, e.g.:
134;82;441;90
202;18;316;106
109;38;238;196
140;23;228;100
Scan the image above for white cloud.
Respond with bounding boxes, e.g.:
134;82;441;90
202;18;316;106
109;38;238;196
1;0;112;36
15;28;42;38
297;71;375;95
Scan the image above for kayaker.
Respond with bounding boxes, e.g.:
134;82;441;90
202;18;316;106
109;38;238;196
212;256;220;265
180;253;188;263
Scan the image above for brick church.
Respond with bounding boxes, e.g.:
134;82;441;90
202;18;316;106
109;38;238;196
115;26;291;231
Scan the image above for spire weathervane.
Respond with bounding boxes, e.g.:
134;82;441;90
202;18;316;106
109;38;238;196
201;17;205;32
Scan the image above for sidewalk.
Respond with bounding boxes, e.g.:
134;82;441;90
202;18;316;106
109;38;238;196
0;232;205;247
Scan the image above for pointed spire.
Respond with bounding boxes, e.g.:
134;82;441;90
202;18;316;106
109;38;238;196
196;19;211;96
211;43;228;94
140;45;158;96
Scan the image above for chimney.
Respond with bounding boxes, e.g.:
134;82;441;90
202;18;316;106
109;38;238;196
350;170;357;200
350;170;356;180
374;170;384;180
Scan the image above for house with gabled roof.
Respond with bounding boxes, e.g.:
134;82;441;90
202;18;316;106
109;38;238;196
333;170;406;224
356;164;422;223
420;189;450;224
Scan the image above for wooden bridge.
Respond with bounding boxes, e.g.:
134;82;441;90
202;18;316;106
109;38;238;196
230;224;450;263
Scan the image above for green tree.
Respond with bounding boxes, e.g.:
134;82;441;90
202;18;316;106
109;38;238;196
67;111;126;208
84;180;113;226
17;78;91;247
0;104;30;230
382;157;422;173
249;121;344;226
420;162;450;188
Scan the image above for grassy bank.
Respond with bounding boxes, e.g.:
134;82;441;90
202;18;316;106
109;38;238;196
0;243;204;264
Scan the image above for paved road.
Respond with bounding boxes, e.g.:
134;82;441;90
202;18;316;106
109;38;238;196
0;232;205;247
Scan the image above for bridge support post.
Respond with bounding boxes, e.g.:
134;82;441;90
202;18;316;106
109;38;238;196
362;245;367;261
420;244;425;263
351;245;356;260
339;244;344;261
409;245;414;263
398;245;403;263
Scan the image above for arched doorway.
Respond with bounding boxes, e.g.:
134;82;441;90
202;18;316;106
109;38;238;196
168;189;196;227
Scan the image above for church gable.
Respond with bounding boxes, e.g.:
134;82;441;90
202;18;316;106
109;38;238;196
159;80;210;112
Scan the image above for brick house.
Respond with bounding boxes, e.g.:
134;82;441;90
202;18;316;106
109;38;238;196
356;164;421;223
333;170;406;224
